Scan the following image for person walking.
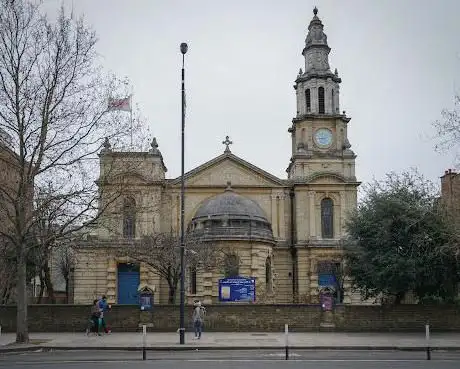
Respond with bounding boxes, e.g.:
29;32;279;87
97;295;112;334
192;301;205;339
86;299;100;336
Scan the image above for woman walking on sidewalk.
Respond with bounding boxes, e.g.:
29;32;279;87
192;301;205;339
86;299;101;336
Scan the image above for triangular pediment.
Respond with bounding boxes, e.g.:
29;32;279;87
170;153;285;187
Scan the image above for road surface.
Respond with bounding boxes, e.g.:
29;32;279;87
1;349;459;368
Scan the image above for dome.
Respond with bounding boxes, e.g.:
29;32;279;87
194;189;268;222
189;183;273;243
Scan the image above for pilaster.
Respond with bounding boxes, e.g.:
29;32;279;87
296;248;310;300
271;194;278;237
340;191;346;233
106;256;117;304
278;193;286;239
308;191;316;238
202;271;213;305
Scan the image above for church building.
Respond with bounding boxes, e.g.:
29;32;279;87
73;8;361;305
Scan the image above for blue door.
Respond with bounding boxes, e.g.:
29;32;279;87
117;263;140;304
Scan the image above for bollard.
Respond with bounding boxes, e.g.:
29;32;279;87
425;324;431;360
285;324;289;360
142;324;147;360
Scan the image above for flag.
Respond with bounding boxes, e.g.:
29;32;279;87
108;96;131;112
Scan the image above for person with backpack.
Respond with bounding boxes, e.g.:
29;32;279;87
192;300;205;339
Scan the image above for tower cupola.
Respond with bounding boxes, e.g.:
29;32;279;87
294;7;341;117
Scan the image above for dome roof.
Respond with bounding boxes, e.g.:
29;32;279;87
193;186;268;222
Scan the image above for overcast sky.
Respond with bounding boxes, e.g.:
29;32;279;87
43;0;460;188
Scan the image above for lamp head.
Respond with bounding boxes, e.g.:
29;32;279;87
180;43;188;54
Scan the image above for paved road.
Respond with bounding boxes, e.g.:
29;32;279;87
1;350;459;368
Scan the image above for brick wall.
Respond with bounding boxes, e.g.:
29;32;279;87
1;304;459;333
334;305;460;332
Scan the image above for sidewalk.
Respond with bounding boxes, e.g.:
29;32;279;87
1;331;460;352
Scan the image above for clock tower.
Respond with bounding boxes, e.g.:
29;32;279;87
287;7;356;181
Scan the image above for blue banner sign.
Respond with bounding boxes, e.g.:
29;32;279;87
218;276;256;302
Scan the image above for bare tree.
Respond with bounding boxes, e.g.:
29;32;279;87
434;95;460;162
0;1;149;343
117;233;220;304
51;243;75;303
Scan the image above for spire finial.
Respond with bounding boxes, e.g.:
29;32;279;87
149;137;160;155
313;6;318;16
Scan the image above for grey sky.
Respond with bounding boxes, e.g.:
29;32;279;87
44;0;460;187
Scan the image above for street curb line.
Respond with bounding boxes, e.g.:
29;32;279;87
2;345;460;354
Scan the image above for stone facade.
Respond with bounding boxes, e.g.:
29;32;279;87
73;8;362;306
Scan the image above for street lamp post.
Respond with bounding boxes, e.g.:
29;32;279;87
179;42;188;345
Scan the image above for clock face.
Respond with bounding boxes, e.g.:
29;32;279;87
314;128;333;148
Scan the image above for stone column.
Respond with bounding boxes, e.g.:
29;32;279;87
311;87;318;114
308;191;316;238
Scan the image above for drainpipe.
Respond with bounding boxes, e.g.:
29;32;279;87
289;187;298;303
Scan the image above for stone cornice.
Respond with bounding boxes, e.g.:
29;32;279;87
295;72;341;84
291;114;351;125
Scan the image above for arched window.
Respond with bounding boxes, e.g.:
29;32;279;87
318;87;325;114
189;266;197;294
223;252;239;277
265;256;273;292
331;89;335;113
305;89;311;112
321;198;334;239
123;197;136;238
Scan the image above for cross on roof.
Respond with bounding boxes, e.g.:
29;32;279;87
222;135;233;153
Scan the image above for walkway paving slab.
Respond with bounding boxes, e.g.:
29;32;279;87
1;332;460;353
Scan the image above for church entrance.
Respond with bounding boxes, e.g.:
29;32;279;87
117;263;140;304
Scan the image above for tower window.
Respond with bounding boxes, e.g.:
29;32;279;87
305;89;311;113
123;197;136;238
331;89;335;114
321;197;334;239
318;87;325;114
